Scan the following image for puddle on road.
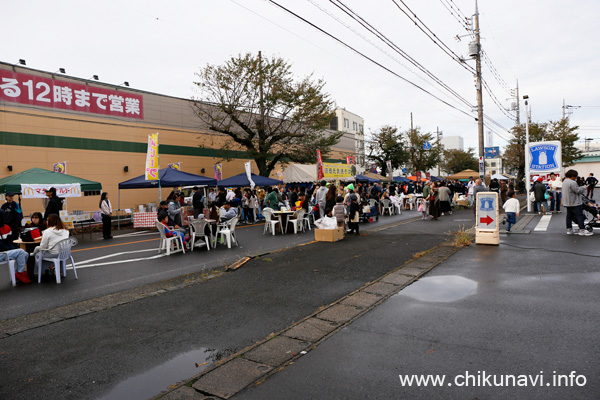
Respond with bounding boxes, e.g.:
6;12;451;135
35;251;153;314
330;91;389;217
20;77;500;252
97;347;234;400
396;275;478;302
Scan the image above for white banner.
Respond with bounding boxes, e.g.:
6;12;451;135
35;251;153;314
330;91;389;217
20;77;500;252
245;162;255;189
20;183;82;198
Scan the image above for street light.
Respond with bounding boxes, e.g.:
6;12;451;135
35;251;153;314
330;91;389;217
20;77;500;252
523;95;532;212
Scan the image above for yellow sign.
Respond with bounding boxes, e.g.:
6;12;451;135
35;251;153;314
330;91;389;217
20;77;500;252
322;163;353;178
145;133;159;180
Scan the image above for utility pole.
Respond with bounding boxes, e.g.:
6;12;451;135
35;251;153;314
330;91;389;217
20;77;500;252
436;127;441;176
410;112;413;133
562;98;565;119
515;80;520;127
258;51;265;132
473;0;485;177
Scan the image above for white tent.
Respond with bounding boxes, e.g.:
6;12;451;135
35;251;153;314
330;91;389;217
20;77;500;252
490;173;509;180
282;164;316;183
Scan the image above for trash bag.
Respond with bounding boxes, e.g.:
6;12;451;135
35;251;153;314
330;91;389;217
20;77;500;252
315;216;337;230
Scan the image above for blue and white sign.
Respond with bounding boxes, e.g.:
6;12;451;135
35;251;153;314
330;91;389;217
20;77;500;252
423;141;431;150
528;141;561;173
476;192;498;231
484;146;500;159
402;168;407;174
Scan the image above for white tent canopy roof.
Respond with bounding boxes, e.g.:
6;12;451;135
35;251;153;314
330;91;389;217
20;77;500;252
282;164;316;183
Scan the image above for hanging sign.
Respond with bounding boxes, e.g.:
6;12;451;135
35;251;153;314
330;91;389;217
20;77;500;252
145;133;159;180
21;183;81;198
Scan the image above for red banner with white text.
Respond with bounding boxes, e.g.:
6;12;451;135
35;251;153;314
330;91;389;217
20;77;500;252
0;70;143;119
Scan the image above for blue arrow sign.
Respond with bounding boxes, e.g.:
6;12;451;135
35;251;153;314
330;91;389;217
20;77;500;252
423;141;431;150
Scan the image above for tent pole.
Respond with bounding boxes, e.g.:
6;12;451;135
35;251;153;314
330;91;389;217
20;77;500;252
118;189;121;231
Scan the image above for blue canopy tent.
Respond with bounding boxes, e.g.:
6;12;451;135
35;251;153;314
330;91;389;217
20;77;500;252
393;176;411;183
430;175;444;182
355;174;380;183
217;172;281;188
118;168;217;189
117;168;217;228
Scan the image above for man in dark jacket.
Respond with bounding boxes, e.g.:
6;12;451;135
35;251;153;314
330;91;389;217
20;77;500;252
1;192;22;241
43;187;62;220
532;177;548;214
192;187;204;218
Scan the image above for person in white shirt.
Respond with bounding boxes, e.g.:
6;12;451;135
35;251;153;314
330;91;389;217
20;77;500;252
502;190;520;233
100;192;113;239
467;177;476;204
32;214;70;275
548;172;562;213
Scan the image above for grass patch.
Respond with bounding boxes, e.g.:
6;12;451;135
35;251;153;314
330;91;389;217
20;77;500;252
451;225;473;247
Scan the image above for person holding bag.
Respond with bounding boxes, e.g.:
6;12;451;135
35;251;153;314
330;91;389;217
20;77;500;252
100;192;113;239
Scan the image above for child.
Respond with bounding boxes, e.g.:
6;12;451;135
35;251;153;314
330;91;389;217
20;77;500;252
348;194;360;235
332;196;346;229
418;198;427;220
502;190;520;233
158;212;189;249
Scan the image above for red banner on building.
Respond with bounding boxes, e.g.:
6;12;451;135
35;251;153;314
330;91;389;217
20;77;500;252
0;70;143;119
346;156;355;165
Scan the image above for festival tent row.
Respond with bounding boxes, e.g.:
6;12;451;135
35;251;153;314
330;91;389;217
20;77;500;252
446;169;479;180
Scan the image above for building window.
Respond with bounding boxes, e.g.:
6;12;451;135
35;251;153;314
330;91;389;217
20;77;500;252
344;118;349;128
491;162;496;167
359;124;363;133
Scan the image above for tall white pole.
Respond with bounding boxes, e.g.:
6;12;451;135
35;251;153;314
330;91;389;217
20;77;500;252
524;98;531;212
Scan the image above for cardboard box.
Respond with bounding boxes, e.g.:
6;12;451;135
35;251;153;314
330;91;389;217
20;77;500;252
314;227;344;242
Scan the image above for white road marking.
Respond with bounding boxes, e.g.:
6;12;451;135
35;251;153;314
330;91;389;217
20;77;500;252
68;248;172;269
534;214;552;231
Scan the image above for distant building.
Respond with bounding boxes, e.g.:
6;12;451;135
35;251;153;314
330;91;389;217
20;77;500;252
439;135;464;151
330;108;365;168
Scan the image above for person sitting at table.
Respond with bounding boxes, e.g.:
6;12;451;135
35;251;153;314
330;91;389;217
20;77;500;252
0;210;15;250
219;201;238;223
21;212;44;241
32;214;70;277
297;192;309;212
2;192;23;243
0;248;30;284
157;212;189;249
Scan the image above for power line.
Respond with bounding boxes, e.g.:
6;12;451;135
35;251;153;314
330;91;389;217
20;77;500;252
388;0;475;74
265;0;475;119
438;0;473;36
319;0;474;109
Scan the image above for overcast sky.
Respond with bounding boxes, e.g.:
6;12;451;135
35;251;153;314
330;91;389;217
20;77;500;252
4;0;600;151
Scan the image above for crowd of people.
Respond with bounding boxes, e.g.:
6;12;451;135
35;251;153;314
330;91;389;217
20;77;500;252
1;187;78;284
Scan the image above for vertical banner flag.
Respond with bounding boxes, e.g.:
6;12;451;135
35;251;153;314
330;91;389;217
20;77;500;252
416;171;422;181
168;163;181;170
346;156;355;165
276;169;283;180
316;150;324;180
53;162;66;174
425;172;431;180
214;164;222;181
245;162;255;189
371;163;378;173
145;133;159;180
386;160;392;175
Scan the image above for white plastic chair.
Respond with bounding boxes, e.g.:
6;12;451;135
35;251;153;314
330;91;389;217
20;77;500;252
262;208;280;235
288;209;306;234
303;205;314;231
34;238;78;284
155;221;185;255
0;252;16;287
217;217;239;248
381;198;394;216
190;219;210;251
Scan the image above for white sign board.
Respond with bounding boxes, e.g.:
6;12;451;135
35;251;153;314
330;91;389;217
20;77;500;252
20;183;82;198
478;156;485;177
476;192;500;245
477;193;497;231
528;141;561;174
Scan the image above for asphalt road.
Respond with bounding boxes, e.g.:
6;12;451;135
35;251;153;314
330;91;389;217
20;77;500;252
233;212;600;400
0;208;465;399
